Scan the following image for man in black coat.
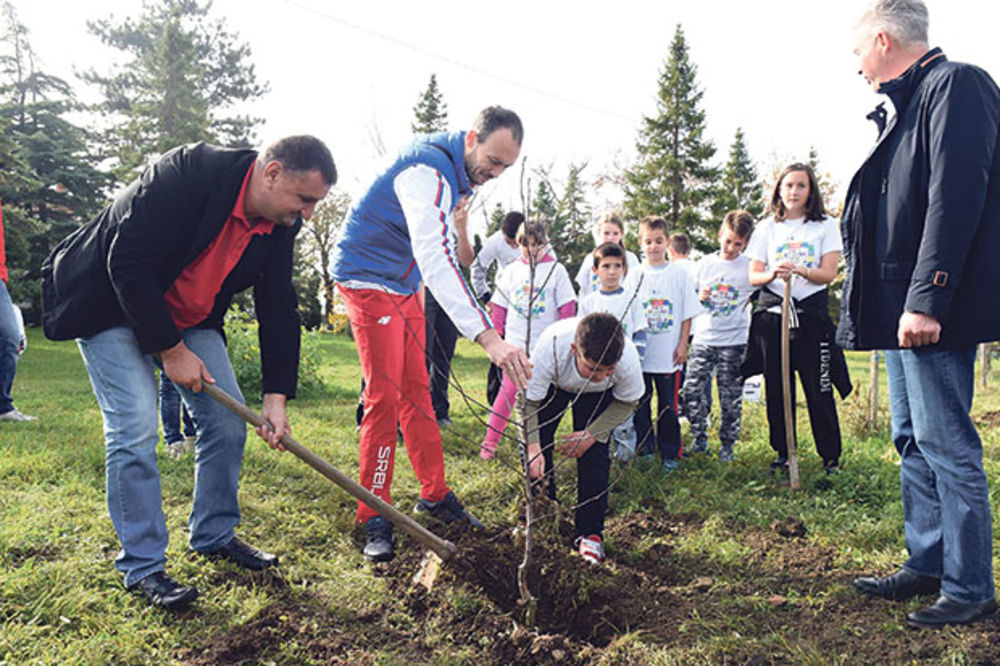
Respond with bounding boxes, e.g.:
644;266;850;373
841;0;999;628
42;136;335;610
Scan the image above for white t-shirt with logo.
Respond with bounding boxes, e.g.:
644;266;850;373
691;253;753;346
575;250;640;298
745;216;842;302
629;262;700;373
492;257;576;351
526;318;644;402
578;287;647;337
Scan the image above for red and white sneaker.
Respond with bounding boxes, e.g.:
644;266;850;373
576;534;604;565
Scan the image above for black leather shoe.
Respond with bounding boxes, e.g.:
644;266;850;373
907;595;998;628
128;571;198;610
363;516;395;562
853;568;940;601
203;537;278;570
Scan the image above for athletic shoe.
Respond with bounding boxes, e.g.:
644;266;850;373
662;459;680;475
414;491;484;529
479;441;496;460
165;441;186;459
691;438;709;455
437;417;453;429
183;435;198;453
362;516;395;562
719;444;734;463
0;408;36;422
576;534;604;565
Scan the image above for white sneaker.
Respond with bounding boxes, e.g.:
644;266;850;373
165;441;186;459
576;534;605;565
183;435;198;453
0;408;37;422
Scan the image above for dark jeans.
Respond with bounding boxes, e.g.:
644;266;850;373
159;373;195;443
756;312;842;464
424;290;459;421
535;386;615;538
634;371;682;460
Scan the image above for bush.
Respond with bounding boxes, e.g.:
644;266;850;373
225;309;327;400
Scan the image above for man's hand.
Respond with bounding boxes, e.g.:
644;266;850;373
526;442;545;479
898;311;941;348
257;393;290;451
159;341;214;392
477;329;532;388
556;430;596;458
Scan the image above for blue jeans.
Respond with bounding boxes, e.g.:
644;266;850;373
78;326;247;586
0;280;20;415
159;373;196;443
885;347;995;604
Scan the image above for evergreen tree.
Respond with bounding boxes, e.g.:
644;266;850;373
411;74;448;135
624;24;717;251
0;2;109;312
530;179;558;221
83;0;267;183
551;163;592;274
711;127;763;221
486;202;505;236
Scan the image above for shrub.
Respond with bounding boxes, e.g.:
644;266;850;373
225;309;327;400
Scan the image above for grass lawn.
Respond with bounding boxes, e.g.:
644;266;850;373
1;329;999;664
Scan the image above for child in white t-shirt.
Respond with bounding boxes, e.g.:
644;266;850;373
574;211;640;298
480;219;576;459
632;216;700;473
746;163;846;473
522;313;644;564
578;242;647;461
682;211;755;462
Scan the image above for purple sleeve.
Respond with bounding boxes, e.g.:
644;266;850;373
557;301;576;319
493;304;507;337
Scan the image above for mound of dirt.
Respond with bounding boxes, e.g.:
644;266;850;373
183;510;1000;665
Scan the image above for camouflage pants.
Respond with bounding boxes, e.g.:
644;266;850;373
682;344;745;447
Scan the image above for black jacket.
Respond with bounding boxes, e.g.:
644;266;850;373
42;142;302;397
837;49;1000;350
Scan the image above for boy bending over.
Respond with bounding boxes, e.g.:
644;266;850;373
522;313;644;564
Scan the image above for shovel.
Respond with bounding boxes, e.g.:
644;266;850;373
780;277;801;490
201;383;458;572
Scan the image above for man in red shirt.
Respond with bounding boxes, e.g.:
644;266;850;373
43;136;335;610
0;201;34;422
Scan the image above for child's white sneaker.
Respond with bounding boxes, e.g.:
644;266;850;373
576;534;604;565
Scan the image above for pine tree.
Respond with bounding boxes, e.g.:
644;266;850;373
624;24;717;251
0;2;109;311
552;163;593;274
530;179;558;221
83;0;267;183
711;127;763;221
411;74;448;135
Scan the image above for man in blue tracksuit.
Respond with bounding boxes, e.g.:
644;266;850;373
331;107;531;562
843;0;1000;628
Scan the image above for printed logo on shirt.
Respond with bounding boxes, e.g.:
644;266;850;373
643;297;674;333
704;283;742;317
776;240;818;267
514;283;548;318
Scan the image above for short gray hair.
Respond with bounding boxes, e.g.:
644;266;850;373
856;0;929;46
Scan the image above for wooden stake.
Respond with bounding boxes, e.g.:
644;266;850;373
780;278;800;490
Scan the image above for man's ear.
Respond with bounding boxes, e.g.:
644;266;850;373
465;130;478;149
262;160;283;186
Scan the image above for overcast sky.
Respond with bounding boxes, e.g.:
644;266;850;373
14;0;1000;234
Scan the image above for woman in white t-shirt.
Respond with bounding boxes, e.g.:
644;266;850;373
745;163;848;474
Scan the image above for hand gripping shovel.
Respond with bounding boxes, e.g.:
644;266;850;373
201;383;457;585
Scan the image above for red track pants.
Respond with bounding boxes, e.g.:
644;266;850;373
339;286;450;523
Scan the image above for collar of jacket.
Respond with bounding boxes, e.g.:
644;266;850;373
424;131;473;199
877;47;946;114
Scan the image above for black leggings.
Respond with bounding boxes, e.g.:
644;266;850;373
634;371;682;460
